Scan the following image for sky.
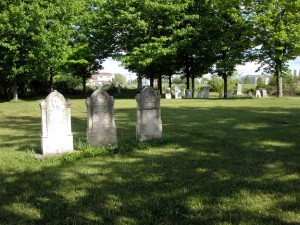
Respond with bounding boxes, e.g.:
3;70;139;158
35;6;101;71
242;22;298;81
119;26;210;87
102;57;300;78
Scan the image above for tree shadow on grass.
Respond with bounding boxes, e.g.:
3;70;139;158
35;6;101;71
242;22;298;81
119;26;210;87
0;105;300;224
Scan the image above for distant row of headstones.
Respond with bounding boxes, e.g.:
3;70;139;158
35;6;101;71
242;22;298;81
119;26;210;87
165;84;268;99
40;87;162;155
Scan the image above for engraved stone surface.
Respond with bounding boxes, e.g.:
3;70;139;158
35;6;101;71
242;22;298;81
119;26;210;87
136;87;162;141
86;89;116;147
40;90;73;154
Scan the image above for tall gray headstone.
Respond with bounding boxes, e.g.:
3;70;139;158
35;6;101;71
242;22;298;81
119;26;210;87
86;89;116;147
40;90;73;154
136;87;162;141
185;89;193;98
227;90;233;98
197;91;203;98
175;86;182;99
203;87;210;99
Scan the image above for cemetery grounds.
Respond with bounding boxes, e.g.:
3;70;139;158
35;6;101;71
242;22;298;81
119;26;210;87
0;96;300;224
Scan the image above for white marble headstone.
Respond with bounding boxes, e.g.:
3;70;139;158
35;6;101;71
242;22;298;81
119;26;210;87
175;86;182;99
136;87;162;141
86;89;116;147
227;90;233;98
256;90;261;98
236;84;243;95
40;90;73;154
262;89;268;97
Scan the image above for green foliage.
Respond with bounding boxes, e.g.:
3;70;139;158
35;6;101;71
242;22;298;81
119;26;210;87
53;75;82;94
208;75;223;92
113;74;127;86
256;77;266;89
251;0;300;97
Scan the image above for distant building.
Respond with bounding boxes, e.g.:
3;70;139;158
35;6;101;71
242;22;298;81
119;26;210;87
241;75;270;85
87;71;113;86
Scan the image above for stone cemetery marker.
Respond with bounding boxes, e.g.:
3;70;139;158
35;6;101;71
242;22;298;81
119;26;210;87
40;90;73;154
227;90;233;98
204;87;210;99
248;91;253;98
86;89;116;147
165;87;172;99
197;91;203;98
185;89;193;98
262;89;268;97
175;86;182;99
136;87;162;141
236;84;243;95
256;90;261;98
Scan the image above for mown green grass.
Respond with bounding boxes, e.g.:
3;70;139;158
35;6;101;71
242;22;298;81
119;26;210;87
0;96;300;224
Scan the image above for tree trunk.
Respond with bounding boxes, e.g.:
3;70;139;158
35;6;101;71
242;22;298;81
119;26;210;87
275;61;283;97
191;76;195;98
168;74;172;88
158;75;162;95
149;74;154;88
49;67;54;92
137;73;142;90
223;74;228;99
82;75;87;93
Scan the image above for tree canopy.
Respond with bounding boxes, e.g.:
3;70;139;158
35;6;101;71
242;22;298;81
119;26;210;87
0;0;299;99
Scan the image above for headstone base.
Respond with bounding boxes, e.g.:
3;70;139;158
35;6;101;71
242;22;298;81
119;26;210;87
41;135;73;155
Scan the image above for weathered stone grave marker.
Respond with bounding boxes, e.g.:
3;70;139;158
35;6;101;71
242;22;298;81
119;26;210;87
136;87;162;141
175;86;182;99
40;90;73;154
204;87;210;99
236;84;243;96
86;89;116;147
262;89;268;98
185;89;193;98
256;90;261;98
197;91;203;98
165;87;172;99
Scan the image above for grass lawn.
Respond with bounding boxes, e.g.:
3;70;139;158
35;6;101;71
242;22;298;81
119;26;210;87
0;96;300;224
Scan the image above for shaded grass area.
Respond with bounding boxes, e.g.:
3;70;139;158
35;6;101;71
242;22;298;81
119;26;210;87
0;97;300;224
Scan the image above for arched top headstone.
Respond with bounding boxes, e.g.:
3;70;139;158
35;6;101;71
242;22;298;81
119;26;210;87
40;90;73;154
46;90;68;111
136;87;160;110
89;89;114;107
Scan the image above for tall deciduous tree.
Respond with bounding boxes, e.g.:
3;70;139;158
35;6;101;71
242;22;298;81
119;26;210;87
251;0;300;97
209;1;252;98
0;0;80;98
